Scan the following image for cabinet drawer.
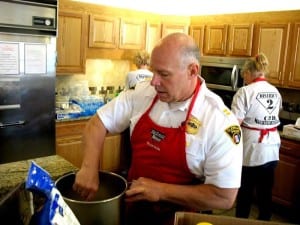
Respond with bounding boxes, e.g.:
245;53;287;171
56;119;89;137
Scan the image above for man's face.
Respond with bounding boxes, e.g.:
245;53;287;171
149;47;193;103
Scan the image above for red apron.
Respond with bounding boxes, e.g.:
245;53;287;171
126;79;201;225
242;76;277;143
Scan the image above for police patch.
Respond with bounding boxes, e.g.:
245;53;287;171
225;125;241;145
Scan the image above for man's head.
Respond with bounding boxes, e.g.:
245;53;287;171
150;33;200;103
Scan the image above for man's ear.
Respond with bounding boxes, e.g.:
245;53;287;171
188;63;199;77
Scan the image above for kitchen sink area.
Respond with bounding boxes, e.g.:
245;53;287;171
0;155;77;224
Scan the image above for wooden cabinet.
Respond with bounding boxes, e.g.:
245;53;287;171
146;21;162;54
161;22;189;37
286;23;300;88
253;23;290;86
203;23;253;56
272;138;300;217
204;24;228;56
56;119;124;172
56;10;87;74
189;25;204;56
228;24;253;56
88;14;119;49
119;18;146;50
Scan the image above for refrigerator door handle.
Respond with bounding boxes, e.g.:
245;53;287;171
0;120;26;128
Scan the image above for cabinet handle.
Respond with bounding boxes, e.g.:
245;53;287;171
0;120;26;128
278;71;282;80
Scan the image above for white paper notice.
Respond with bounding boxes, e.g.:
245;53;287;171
0;42;19;75
24;44;47;74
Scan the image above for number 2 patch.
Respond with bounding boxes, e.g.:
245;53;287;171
225;125;241;145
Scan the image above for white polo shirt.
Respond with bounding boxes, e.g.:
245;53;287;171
125;69;153;89
97;79;243;188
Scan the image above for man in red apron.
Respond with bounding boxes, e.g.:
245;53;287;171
73;33;243;225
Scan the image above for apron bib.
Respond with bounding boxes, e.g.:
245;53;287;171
126;79;201;225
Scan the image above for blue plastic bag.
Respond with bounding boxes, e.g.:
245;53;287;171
26;161;80;225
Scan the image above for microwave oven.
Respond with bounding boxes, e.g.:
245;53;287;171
200;56;248;91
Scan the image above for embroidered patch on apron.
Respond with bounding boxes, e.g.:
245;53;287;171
225;125;241;145
151;129;166;142
186;116;201;134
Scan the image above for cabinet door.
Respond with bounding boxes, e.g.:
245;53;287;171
272;154;300;207
228;24;253;56
253;23;290;86
272;138;300;208
56;11;87;74
189;25;204;56
88;14;119;48
204;24;228;55
287;23;300;88
161;23;189;37
56;135;83;168
146;22;161;54
100;134;123;172
119;18;146;50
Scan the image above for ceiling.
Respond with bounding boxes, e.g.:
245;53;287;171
72;0;300;16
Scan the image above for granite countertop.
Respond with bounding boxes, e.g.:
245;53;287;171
0;155;78;201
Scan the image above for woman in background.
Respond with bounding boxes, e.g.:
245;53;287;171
231;53;282;221
125;50;153;90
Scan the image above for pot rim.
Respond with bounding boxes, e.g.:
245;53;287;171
55;170;127;204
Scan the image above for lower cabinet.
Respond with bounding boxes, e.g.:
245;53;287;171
272;137;300;222
56;119;124;172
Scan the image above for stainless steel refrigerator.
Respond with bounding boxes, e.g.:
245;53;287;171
0;0;57;164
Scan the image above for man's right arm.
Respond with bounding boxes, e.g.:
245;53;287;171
73;114;108;200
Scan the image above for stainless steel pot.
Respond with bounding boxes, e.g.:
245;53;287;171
55;171;127;225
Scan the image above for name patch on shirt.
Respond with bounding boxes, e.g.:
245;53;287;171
225;125;241;145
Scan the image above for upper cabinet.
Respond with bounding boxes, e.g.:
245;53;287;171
253;23;290;86
204;24;228;56
202;23;253;56
88;14;119;49
146;21;162;54
228;24;253;56
119;18;146;50
56;10;87;74
189;25;204;56
161;23;189;37
286;23;300;88
89;15;146;50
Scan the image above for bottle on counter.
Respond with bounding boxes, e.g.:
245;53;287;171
99;86;107;103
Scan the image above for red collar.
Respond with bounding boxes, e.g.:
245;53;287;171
252;76;266;83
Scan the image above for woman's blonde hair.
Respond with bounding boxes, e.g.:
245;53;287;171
242;52;269;77
133;51;150;68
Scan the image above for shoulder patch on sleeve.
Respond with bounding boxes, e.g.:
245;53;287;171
223;108;232;116
225;125;241;145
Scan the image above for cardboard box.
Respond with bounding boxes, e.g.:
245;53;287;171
174;212;295;225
